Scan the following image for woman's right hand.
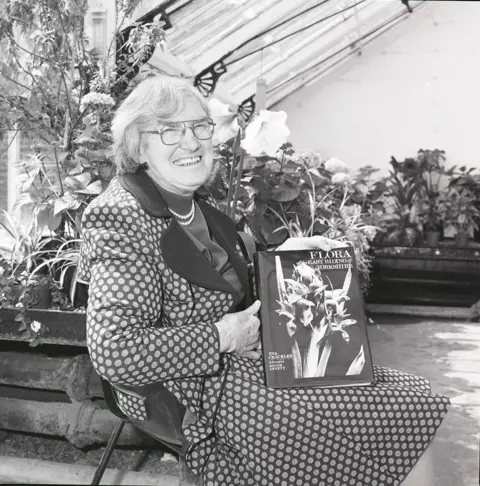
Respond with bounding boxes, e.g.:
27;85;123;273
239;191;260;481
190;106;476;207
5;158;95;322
214;300;262;360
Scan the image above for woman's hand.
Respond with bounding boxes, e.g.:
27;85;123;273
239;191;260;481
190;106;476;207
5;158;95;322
275;235;352;252
214;300;262;360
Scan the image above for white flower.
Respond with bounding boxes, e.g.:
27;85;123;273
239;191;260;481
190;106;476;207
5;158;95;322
325;157;349;174
332;172;353;185
30;320;41;333
208;98;240;145
241;109;290;157
80;92;115;112
291;150;323;168
363;225;378;241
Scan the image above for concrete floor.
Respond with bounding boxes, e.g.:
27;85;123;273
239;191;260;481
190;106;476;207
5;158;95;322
368;314;479;486
0;314;479;485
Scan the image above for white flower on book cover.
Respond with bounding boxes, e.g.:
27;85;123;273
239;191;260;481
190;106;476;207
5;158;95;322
275;257;365;379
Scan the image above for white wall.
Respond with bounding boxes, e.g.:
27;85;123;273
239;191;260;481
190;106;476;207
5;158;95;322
274;2;480;176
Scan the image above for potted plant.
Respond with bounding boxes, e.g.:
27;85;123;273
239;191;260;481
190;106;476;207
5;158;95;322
417;200;444;246
365;149;480;306
447;166;480;243
205;99;379;294
442;187;480;247
0;210;57;309
28;237;83;306
377;149;456;247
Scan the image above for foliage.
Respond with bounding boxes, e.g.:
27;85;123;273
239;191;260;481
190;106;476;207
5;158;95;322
368;150;480;245
370;150;448;244
0;209;54;275
408;149;455;232
0;0;164;340
0;0;165;328
0;0;165;239
206;129;379;293
205;96;380;293
441;187;480;235
0;209;77;342
29;237;82;305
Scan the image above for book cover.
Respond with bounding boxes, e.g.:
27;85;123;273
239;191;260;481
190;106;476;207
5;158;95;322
254;247;374;389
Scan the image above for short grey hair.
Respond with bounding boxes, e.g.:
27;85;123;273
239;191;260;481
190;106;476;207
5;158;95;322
111;75;210;174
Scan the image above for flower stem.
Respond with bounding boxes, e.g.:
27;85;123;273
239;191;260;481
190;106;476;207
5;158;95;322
226;130;241;217
229;148;245;220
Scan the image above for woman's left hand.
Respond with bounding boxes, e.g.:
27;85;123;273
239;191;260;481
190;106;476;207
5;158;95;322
275;235;352;252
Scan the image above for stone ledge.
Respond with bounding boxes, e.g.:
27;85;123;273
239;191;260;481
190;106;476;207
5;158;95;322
366;303;479;320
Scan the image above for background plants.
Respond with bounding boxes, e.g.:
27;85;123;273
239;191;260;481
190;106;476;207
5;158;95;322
0;0;166;314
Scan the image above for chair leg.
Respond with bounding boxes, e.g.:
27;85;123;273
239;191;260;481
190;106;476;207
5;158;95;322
91;417;127;485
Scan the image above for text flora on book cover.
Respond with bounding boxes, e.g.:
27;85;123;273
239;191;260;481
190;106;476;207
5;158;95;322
255;247;374;389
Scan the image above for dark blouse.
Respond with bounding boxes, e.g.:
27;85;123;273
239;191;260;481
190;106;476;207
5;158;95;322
156;185;244;303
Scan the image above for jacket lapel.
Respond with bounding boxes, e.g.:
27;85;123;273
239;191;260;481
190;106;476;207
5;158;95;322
198;201;253;307
160;218;236;294
118;171;248;297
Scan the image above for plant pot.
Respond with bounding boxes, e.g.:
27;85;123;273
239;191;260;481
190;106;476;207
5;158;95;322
426;231;441;247
366;243;480;307
455;232;469;247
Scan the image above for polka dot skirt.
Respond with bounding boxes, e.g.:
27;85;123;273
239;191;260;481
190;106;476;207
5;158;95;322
188;358;449;486
78;178;450;486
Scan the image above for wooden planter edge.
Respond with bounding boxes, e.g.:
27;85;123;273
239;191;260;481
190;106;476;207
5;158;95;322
0;308;87;347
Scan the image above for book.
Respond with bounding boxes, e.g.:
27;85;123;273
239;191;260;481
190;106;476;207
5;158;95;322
254;247;374;389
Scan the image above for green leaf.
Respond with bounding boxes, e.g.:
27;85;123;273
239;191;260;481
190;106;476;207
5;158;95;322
35;205;52;228
271;186;300;202
65;173;92;190
53;194;82;216
73;124;96;144
282;161;301;174
282;174;300;185
251;177;273;199
67;161;86;175
12;193;33;213
21;168;40;192
75;180;103;195
47;207;62;231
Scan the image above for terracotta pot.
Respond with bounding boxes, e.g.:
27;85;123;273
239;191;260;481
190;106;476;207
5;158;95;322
425;231;441;247
455;232;469;247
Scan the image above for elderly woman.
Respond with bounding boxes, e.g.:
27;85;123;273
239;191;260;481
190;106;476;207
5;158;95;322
77;75;448;486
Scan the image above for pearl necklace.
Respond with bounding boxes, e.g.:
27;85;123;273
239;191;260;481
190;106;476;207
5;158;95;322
169;200;195;226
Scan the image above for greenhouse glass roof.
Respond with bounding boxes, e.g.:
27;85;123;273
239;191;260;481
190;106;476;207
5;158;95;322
135;0;428;109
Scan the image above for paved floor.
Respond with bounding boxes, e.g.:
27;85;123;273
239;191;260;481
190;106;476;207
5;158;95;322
0;314;479;485
368;314;480;486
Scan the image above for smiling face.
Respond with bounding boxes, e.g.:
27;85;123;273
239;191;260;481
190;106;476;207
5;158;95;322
141;97;213;196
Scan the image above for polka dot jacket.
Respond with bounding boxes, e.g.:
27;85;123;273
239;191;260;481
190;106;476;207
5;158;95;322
78;171;450;486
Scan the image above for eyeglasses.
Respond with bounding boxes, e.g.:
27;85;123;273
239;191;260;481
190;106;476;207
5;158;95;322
142;118;216;145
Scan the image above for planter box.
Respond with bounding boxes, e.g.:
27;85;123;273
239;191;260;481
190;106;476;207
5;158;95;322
0;308;86;346
366;242;480;307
